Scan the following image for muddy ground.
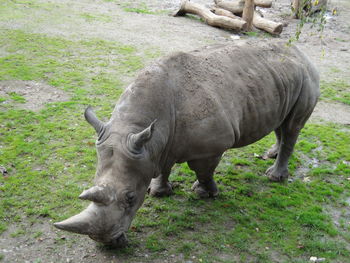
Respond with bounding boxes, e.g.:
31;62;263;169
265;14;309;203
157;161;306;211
0;0;350;262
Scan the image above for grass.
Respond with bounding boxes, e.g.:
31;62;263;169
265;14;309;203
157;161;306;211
103;1;163;15
0;1;350;262
9;92;26;103
80;13;113;23
320;79;350;105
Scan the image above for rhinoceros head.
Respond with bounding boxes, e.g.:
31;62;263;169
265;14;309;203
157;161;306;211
54;107;157;247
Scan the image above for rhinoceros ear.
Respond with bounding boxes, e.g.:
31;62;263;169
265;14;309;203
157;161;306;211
127;120;156;154
84;106;105;134
79;186;112;205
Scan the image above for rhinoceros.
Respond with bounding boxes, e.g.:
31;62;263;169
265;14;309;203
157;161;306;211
54;42;319;247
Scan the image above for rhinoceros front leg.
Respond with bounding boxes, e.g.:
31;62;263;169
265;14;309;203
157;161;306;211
188;155;222;198
148;167;173;197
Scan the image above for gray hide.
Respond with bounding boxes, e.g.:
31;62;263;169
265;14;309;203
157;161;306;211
54;42;320;247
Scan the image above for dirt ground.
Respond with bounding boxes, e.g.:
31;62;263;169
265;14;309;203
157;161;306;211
0;0;350;262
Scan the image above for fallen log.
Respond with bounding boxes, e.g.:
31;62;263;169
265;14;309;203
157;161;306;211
211;4;283;35
253;11;283;35
214;0;245;15
174;0;247;31
210;6;241;19
242;0;255;31
214;0;272;15
254;0;273;8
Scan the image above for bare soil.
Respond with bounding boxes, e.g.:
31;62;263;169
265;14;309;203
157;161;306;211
0;80;70;111
1;0;350;262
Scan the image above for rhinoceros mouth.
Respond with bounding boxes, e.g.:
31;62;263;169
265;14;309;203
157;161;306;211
89;232;128;248
111;232;128;247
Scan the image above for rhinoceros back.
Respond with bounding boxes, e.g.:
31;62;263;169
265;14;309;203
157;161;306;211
159;42;319;161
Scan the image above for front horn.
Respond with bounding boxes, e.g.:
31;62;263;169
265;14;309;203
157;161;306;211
84;106;104;134
53;204;98;235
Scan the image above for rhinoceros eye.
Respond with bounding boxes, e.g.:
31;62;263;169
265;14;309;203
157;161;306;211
125;192;136;204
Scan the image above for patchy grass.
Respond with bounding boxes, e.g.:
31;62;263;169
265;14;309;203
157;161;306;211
104;1;164;15
123;7;156;15
8;92;26;103
0;28;145;230
320;79;350;105
80;12;113;23
0;1;350;262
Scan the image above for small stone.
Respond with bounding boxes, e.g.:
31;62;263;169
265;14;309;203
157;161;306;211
316;258;326;262
303;177;311;183
230;35;240;40
0;165;7;176
310;257;317;262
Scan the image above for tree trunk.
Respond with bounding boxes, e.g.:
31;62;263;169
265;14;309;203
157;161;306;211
253;11;283;35
307;0;328;15
292;0;327;18
242;0;255;31
174;0;247;31
292;0;301;18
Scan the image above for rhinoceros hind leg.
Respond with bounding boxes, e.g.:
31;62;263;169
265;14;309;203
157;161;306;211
266;87;318;182
264;128;282;159
266;126;300;182
148;168;173;197
266;124;303;182
188;156;221;198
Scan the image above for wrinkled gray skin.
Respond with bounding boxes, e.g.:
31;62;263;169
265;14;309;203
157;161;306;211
54;42;319;247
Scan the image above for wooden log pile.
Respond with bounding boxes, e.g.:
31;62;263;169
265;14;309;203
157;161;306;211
174;0;283;35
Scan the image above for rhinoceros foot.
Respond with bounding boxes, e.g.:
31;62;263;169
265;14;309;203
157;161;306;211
148;180;173;197
192;179;219;198
265;166;289;182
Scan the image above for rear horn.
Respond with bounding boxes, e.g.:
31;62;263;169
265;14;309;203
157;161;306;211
84;106;104;134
